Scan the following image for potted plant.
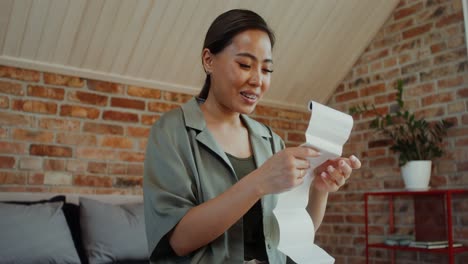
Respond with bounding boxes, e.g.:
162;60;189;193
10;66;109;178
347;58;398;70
349;80;453;190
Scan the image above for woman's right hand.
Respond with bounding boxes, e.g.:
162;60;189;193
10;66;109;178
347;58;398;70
251;147;320;195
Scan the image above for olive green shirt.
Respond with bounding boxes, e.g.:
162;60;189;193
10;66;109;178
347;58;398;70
143;97;286;264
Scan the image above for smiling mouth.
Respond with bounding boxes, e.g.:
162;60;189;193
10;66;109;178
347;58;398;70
240;91;258;101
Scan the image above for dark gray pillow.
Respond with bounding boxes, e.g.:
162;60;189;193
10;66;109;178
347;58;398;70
0;201;81;263
79;197;149;264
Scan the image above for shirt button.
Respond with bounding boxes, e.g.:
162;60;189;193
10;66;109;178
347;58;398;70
267;244;271;249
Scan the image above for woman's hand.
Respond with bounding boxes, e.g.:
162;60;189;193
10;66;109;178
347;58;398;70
252;147;320;195
312;155;361;192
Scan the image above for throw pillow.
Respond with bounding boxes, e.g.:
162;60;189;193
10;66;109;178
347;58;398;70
79;197;149;264
0;201;81;263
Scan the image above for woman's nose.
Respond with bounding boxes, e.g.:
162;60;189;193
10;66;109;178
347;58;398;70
248;69;262;87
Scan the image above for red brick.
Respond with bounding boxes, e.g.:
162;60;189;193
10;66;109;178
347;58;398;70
335;91;358;103
384;57;397;68
109;163;126;175
270;120;294;130
0;141;26;154
0;80;23;95
277;110;304;121
139;139;148;151
119;151;145;162
394;2;424;20
28;173;44;185
335;84;345;92
458;88;468;98
0;128;6;138
101;136;133;149
362;49;389;63
406;83;435;96
68;91;108;106
127;126;150;138
421;92;453;106
430;42;447;54
434;48;467;64
125;85;161;99
385;19;414;34
56;133;97;146
0;156;15;168
103;110;138;123
27;85;65;100
83;122;124;135
74;174;113;187
252;117;270;126
114;176;143;187
12;129;54;143
43;171;73;185
415;106;445;118
368;139;392;148
370;157;396;167
0;66;40;82
87;80;123;94
359;83;386;97
0;95;8;108
39;118;81;132
44;73;84;87
163;91;192;103
435;12;464;28
88;162;107;174
111;97;145;110
287;132;305;142
148;102;179;113
253;105;279;117
362;106;389;119
60;104;100;119
438;76;463;88
141;115;161;126
402;23;432;39
76;148;118;160
30;144;72;157
43;159;67;171
375;92;397;104
13;99;57;114
127;164;144;175
399;54;412;64
0;171;26;184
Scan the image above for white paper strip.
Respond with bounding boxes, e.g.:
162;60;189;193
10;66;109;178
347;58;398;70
273;101;353;264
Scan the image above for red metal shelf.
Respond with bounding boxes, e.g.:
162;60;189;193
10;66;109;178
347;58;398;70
364;188;468;264
368;243;468;254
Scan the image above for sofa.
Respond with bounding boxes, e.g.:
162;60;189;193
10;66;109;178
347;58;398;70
0;192;149;264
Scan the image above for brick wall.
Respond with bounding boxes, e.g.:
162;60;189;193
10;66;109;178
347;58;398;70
0;66;310;194
318;0;468;263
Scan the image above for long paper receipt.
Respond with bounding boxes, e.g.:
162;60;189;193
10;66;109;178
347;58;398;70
272;101;353;264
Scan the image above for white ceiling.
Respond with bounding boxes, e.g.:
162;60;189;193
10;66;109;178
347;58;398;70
0;0;398;111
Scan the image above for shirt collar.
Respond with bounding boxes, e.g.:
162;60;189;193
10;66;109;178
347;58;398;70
181;97;271;139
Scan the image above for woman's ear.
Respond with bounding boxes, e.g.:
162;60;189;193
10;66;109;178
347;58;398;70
201;48;214;75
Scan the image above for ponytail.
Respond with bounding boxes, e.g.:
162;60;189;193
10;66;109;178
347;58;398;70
198;75;211;100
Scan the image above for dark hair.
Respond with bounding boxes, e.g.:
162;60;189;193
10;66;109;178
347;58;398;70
198;9;275;100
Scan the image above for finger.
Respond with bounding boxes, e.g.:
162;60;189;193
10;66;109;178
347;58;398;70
338;160;352;180
287;146;321;159
327;165;345;186
320;171;338;191
294;158;311;170
349;155;361;169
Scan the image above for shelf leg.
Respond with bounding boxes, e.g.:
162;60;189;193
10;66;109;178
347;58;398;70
365;193;369;264
446;192;454;264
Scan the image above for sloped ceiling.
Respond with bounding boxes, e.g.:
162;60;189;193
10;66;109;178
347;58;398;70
0;0;399;111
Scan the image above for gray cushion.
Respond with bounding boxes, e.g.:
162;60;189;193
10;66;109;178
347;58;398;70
0;201;81;263
79;197;149;264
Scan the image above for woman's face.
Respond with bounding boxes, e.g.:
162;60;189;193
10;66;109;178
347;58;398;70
204;29;273;115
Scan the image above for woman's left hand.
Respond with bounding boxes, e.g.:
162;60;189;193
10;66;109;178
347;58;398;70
312;155;361;192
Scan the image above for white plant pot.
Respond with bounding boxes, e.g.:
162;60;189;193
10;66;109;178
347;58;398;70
401;160;432;190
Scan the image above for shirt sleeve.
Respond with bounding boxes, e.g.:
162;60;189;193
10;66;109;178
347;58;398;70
143;118;198;259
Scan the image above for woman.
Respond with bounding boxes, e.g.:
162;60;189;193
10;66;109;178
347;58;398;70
144;9;361;264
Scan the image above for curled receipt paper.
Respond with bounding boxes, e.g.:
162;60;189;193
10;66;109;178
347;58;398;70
272;101;354;264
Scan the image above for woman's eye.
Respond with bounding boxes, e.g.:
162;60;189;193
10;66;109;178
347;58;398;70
239;63;251;69
263;69;273;73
